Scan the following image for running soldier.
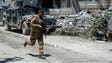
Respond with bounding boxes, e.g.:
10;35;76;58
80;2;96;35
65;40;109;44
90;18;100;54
23;10;47;59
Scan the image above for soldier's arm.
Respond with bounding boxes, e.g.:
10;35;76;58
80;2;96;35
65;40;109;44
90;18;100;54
30;16;42;28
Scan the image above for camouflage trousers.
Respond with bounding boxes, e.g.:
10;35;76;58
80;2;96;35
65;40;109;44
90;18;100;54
27;30;44;55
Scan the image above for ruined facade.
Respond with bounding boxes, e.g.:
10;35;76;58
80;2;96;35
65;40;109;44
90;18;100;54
37;0;71;8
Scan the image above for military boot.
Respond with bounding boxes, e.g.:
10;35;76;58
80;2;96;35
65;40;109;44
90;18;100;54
23;41;27;47
39;54;46;59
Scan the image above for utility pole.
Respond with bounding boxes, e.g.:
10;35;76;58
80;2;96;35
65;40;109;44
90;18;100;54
3;0;5;2
71;0;81;13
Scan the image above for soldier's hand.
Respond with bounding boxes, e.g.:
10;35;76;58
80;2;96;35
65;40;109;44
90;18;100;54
46;28;49;33
37;25;42;28
32;24;42;28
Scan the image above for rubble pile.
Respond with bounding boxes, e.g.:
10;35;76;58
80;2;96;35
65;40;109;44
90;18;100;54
53;10;95;37
53;26;80;36
53;10;112;39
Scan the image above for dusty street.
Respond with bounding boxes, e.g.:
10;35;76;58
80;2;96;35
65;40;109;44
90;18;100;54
0;23;112;63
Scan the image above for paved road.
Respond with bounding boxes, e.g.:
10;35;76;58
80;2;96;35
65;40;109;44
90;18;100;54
0;24;112;63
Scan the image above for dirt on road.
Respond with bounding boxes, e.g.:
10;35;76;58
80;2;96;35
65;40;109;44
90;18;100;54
0;25;112;63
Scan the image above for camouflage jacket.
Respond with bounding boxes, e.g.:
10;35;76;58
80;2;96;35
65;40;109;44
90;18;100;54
30;15;46;34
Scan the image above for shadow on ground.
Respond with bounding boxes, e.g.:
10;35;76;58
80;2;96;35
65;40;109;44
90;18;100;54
26;53;51;58
10;29;29;35
10;29;22;34
0;57;24;63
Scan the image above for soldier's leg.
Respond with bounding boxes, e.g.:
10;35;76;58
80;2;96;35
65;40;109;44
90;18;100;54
28;39;36;46
24;32;36;47
24;39;36;47
38;37;44;55
38;36;46;59
24;31;37;47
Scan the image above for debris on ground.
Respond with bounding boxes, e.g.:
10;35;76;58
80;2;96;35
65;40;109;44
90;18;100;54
53;10;95;36
53;10;112;40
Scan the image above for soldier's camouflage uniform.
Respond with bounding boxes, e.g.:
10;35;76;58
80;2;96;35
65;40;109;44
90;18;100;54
27;15;45;55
